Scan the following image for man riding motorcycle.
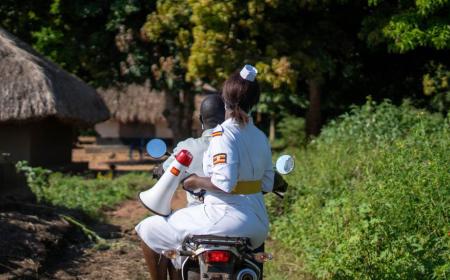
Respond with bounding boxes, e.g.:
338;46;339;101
141;94;225;279
161;94;226;206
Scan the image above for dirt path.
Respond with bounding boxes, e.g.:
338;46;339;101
46;189;187;280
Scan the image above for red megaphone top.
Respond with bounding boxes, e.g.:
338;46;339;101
175;149;193;167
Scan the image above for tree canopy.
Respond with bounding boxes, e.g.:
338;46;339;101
361;0;450;53
0;0;155;86
1;0;448;134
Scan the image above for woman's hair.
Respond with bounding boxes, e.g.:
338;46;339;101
221;69;260;125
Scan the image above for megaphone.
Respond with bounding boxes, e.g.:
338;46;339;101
139;149;193;216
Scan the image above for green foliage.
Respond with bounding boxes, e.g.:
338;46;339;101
270;101;450;279
359;1;449;111
423;62;450;114
277;116;306;147
140;0;191;91
142;0;361;118
3;0;446;123
16;162;153;219
265;240;314;280
44;172;153;218
0;0;156;86
362;0;450;53
16;161;52;201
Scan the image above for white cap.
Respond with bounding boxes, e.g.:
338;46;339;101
240;64;258;82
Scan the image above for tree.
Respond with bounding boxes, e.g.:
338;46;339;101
3;0;446;141
141;0;367;138
140;0;195;140
0;0;155;87
359;0;450;112
1;0;198;141
361;0;450;53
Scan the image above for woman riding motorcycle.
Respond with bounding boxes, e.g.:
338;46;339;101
135;65;274;279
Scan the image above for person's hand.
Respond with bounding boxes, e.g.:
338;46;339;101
182;174;199;191
152;165;164;179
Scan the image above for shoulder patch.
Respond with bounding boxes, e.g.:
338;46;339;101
211;131;223;137
213;153;227;165
211;124;224;137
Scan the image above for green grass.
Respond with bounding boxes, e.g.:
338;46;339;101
16;163;154;220
265;239;315;280
268;101;450;279
46;172;154;218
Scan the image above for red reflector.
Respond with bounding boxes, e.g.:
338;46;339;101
204;250;231;263
170;166;180;176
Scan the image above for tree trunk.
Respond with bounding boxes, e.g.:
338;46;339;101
269;114;276;142
164;89;194;143
256;112;262;123
305;79;322;137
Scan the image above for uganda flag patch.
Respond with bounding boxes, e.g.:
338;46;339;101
211;131;223;137
213;153;227;165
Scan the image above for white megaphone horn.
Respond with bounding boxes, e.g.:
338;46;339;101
139;148;193;216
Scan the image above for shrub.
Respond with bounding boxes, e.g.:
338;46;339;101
277;115;306;147
269;101;450;279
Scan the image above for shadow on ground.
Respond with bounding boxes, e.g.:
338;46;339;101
0;199;135;280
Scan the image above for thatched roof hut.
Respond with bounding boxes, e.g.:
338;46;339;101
0;27;109;196
98;81;165;124
95;82;219;143
0;27;109;125
95;82;172;141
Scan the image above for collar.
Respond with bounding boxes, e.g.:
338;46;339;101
223;116;253;126
202;128;214;137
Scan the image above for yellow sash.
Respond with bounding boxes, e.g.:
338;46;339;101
231;180;262;195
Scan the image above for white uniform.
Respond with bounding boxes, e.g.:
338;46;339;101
135;118;274;267
162;129;213;206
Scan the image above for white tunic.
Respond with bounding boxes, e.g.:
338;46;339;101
135;118;274;264
162;129;213;206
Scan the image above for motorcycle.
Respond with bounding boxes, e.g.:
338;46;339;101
145;139;294;280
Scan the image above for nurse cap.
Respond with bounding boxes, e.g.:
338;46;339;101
240;64;258;82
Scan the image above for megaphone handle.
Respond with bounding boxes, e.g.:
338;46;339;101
273;191;284;199
182;183;205;197
181;174;205;197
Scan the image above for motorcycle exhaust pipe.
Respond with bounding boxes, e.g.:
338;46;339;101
236;268;258;280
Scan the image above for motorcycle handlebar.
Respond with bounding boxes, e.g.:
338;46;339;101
178;250;194;256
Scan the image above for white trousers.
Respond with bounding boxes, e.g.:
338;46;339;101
135;203;268;258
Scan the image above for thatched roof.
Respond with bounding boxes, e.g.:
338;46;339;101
99;82;219;125
98;81;166;124
0;28;109;125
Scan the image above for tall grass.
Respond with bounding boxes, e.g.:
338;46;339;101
268;101;449;279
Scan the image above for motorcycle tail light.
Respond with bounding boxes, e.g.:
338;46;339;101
253;252;273;263
203;250;231;263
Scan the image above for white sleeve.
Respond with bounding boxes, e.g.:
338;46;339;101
162;141;183;171
261;139;274;192
209;134;238;193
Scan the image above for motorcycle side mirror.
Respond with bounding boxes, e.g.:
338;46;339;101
275;155;295;175
146;139;167;159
